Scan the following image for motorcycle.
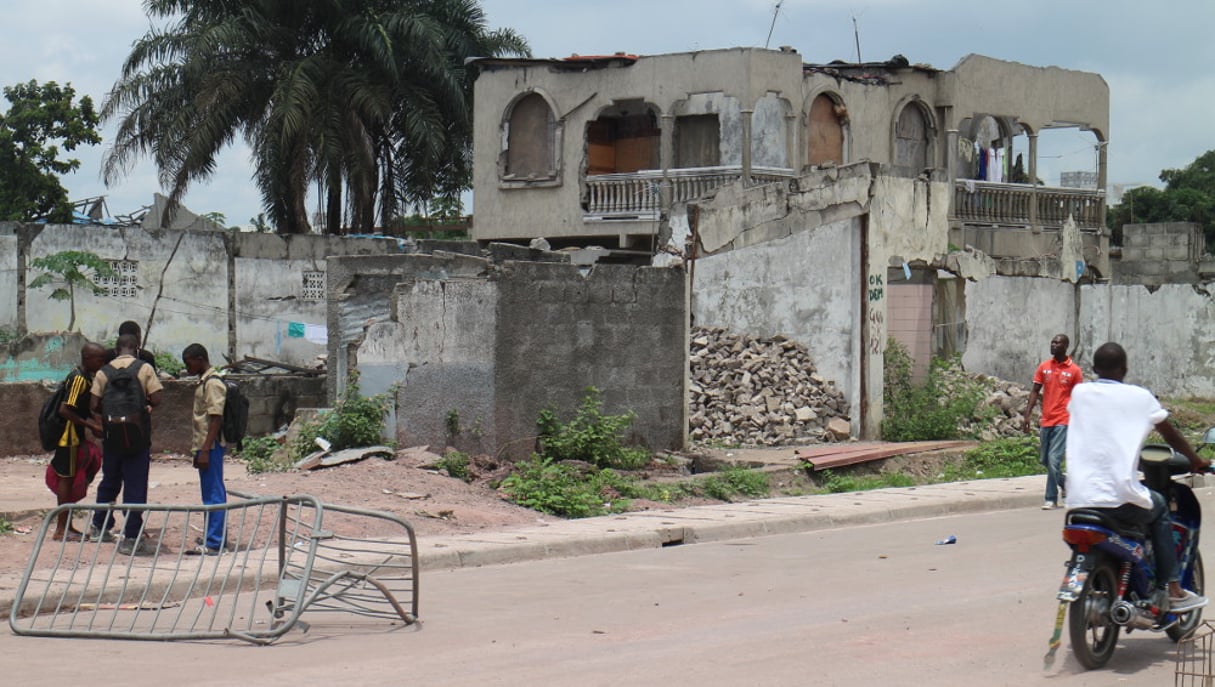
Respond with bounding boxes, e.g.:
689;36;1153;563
1044;444;1207;670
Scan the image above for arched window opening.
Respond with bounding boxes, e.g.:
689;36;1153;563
505;93;556;179
894;103;930;176
807;94;845;166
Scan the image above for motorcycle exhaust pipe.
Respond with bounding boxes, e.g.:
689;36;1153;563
1110;600;1156;630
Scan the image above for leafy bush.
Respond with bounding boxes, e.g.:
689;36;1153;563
290;374;394;461
435;451;472;482
699;465;770;501
499;456;634;518
153;349;185;377
881;340;986;441
237;435;291;474
0;518;12;535
537;387;650;470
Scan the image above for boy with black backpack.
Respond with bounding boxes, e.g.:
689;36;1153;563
88;333;163;555
182;343;229;555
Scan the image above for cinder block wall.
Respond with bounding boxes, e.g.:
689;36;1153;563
0;376;325;457
494;262;686;455
1116;222;1202;284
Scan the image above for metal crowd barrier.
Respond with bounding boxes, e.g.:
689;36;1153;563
8;490;419;644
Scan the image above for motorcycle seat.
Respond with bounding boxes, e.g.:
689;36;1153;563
1065;508;1148;540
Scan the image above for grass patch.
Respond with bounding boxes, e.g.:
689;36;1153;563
237;435;290;474
818;470;916;493
940;436;1042;481
698;465;770;501
0;518;12;536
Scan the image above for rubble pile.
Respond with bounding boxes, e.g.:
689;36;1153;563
689;327;851;446
932;357;1034;441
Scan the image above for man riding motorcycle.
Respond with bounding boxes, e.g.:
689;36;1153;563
1065;341;1210;613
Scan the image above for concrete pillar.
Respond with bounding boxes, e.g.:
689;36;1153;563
786;111;799;171
660;113;675;215
741;108;754;185
1097;140;1109;229
1028;132;1040;233
946;129;959;224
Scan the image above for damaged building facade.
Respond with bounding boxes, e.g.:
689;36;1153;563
470;47;1111;437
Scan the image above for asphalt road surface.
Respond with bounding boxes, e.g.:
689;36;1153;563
6;501;1210;686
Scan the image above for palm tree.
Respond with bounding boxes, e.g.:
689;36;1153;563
102;0;527;234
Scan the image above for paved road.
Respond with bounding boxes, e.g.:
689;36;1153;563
5;503;1202;686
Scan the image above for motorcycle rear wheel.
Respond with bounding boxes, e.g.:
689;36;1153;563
1169;551;1205;641
1069;562;1120;669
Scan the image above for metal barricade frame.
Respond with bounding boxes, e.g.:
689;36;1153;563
8;491;419;644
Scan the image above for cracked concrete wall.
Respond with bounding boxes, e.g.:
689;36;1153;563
24;224;229;360
494;261;687;456
685;164;949;438
330;256;686;455
1079;283;1215;397
961;275;1076;385
390;278;498;452
692;216;860;417
962;277;1215;397
3;224;401;382
0;226;17;331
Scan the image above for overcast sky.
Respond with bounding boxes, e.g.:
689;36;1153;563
2;0;1211;228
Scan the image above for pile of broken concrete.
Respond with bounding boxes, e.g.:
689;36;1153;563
689;327;851;446
931;357;1035;441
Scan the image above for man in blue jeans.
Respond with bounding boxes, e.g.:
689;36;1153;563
1066;342;1209;613
183;344;228;555
1023;334;1083;509
89;334;163;555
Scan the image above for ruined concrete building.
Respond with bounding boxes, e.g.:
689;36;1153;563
469;47;1112;438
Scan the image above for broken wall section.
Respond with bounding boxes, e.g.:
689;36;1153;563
328;251;687;458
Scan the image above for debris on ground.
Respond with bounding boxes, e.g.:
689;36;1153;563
689;327;851;447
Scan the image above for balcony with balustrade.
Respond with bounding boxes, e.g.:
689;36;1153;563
582;166;795;221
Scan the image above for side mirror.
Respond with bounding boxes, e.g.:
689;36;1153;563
1202;427;1215;450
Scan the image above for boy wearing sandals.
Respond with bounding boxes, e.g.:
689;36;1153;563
49;342;107;541
183;344;228;556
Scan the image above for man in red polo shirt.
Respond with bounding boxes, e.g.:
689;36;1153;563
1022;334;1084;509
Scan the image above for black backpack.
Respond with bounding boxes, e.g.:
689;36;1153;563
100;360;151;454
37;376;72;452
207;375;249;448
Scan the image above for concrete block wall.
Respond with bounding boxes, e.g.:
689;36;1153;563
495;262;687;455
329;254;687;458
1116;222;1203;285
0;375;324;457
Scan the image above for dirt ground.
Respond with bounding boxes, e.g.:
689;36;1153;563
0;446;712;576
0;443;974;577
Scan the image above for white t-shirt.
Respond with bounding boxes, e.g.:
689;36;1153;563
1065;379;1168;510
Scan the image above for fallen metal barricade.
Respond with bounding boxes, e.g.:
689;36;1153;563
8;491;419;644
1175;621;1215;686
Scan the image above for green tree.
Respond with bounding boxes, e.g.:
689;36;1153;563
28;251;116;331
0;81;101;222
1109;150;1215;250
102;0;528;235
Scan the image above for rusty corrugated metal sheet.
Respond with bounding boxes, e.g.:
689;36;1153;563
795;440;976;471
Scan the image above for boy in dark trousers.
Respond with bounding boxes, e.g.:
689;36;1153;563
50;342;107;541
183;343;228;555
89;334;163;554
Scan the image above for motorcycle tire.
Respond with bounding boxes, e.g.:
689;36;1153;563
1069;561;1120;669
1169;551;1205;642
